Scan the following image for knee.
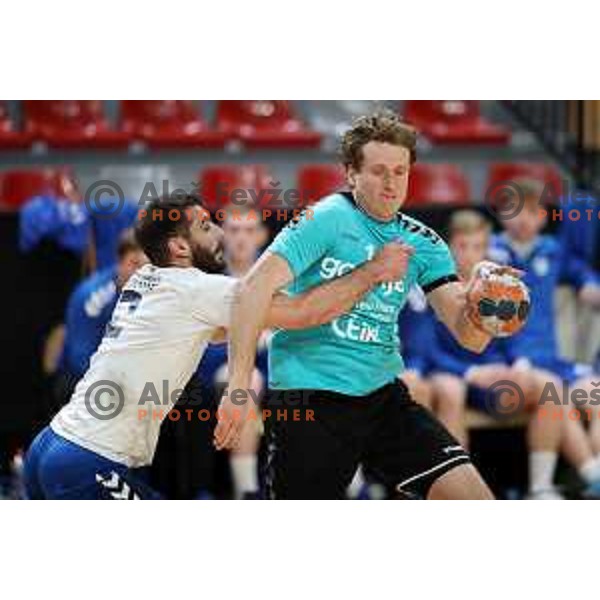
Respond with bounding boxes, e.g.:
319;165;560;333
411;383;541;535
434;375;467;413
413;380;434;410
427;464;495;500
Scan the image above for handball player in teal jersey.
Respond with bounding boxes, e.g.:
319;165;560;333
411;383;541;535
217;110;519;499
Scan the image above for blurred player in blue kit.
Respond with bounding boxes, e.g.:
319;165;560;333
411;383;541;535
489;181;600;493
59;231;148;388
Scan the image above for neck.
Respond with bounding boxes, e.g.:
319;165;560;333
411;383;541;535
506;233;537;249
167;256;193;268
227;258;253;277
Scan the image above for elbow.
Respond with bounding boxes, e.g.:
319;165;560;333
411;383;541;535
286;297;331;330
231;277;255;308
287;298;320;330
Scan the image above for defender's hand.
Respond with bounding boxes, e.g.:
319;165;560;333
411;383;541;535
366;242;415;284
214;388;250;450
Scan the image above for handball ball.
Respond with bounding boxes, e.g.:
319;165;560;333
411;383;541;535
467;272;531;338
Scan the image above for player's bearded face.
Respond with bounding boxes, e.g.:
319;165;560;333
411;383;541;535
189;222;226;273
349;141;410;221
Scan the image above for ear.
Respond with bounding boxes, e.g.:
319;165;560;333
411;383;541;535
346;165;357;190
167;236;191;260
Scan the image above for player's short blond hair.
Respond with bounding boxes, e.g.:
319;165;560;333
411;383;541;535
340;109;417;170
449;210;492;238
512;177;545;206
117;228;143;260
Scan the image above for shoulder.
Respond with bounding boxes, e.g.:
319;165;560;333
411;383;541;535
163;267;237;298
273;193;353;242
488;234;512;264
397;213;446;249
310;192;358;221
539;234;559;253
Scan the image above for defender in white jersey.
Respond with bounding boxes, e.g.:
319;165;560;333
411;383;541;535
23;195;410;499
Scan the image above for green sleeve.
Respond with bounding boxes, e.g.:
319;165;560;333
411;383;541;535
414;233;458;293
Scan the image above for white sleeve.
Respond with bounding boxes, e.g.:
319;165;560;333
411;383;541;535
188;273;238;328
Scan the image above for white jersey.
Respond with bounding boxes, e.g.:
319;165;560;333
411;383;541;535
51;264;236;467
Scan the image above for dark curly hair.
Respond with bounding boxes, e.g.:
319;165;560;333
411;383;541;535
135;194;207;266
340;109;417;171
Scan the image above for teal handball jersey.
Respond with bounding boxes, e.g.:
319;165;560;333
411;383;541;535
268;192;458;396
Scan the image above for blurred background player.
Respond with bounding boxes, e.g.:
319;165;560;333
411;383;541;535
426;210;571;497
557;188;600;364
20;170;139;273
397;286;436;412
429;208;600;496
56;230;148;403
489;181;600;493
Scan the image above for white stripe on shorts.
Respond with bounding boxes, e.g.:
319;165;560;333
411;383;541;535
396;455;470;491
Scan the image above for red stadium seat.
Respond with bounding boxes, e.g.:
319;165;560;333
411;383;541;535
0;101;32;149
121;101;227;148
487;163;563;200
405;164;471;208
297;164;346;206
215;101;322;148
405;101;510;145
0;169;58;210
23;101;130;148
199;165;274;210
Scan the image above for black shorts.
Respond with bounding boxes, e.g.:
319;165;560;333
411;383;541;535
263;380;471;499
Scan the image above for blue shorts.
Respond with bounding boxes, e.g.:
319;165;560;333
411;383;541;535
23;427;160;500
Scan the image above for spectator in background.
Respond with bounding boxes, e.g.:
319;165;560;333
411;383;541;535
397;287;435;411
490;183;600;492
557;187;600;363
57;231;148;400
19;170;139;272
196;207;269;498
429;210;591;498
19;170;89;259
557;188;600;301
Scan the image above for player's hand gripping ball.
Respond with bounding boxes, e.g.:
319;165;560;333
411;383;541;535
466;261;531;338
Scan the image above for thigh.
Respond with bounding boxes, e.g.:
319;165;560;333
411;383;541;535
37;431;158;499
466;364;513;388
264;391;362;499
23;427;54;499
363;381;471;499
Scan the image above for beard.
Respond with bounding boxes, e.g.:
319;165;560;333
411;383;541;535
190;239;226;273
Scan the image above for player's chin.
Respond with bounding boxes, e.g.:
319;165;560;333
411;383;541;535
380;203;402;218
382;197;404;215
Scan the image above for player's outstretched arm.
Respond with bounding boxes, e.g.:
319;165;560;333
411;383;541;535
265;242;414;330
214;251;293;450
428;280;492;354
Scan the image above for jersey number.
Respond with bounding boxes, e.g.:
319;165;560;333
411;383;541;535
105;290;142;339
